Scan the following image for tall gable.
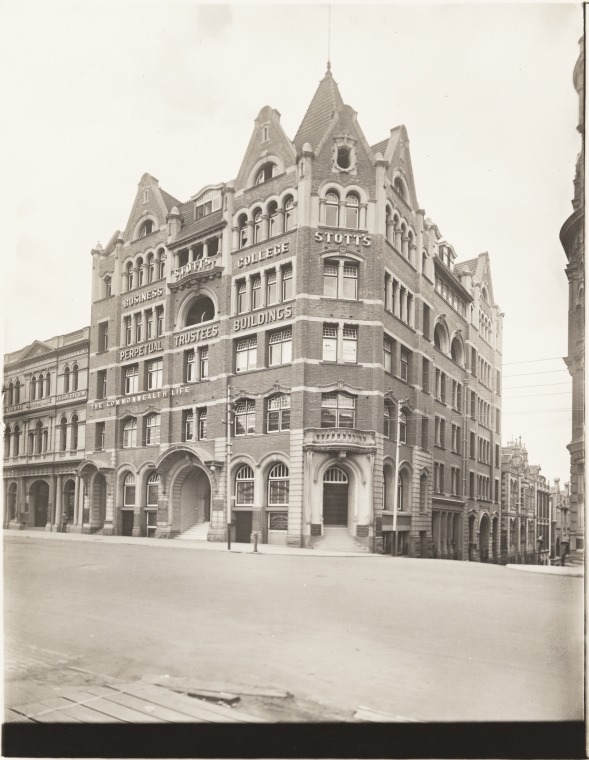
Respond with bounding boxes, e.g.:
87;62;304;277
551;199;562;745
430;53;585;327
122;173;177;242
383;126;418;210
293;65;344;153
234;106;297;194
473;252;496;305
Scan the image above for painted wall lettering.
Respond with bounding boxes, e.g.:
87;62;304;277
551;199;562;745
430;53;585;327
237;242;289;268
172;256;218;281
119;340;164;361
314;231;371;246
233;305;293;332
122;288;164;308
174;323;219;347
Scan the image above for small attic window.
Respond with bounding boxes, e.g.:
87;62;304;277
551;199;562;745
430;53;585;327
139;220;154;238
195;188;222;220
255;163;277;185
261;125;269;143
143;189;149;203
393;177;406;200
336;146;351;170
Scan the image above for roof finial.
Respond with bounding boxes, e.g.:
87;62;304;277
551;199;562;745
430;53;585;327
327;4;331;73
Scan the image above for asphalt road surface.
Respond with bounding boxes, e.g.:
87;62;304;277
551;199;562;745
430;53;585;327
4;535;583;722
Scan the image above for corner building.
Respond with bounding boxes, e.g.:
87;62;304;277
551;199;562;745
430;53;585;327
77;68;503;556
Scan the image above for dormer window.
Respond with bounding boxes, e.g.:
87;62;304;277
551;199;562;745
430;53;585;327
195;188;222;220
139;220;154;238
255;163;277;185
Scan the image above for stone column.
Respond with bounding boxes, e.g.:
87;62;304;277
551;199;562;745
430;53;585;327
394;227;402;251
73;475;80;524
55;474;63;530
402;235;409;258
277;209;285;235
261;215;269;241
360;203;368;229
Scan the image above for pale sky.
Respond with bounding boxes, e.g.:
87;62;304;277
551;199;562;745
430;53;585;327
1;2;583;484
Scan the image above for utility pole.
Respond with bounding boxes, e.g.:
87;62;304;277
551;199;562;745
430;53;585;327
391;399;408;557
226;384;232;550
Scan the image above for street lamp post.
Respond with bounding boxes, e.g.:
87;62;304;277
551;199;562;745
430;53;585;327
226;384;232;550
391;399;409;557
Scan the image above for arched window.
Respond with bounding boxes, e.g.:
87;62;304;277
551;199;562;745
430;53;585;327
123;473;136;506
394;176;406;200
157;249;166;280
14;380;20;404
397;468;410;511
104;275;112;298
451;337;464;365
125;261;134;291
186;295;215;326
70;414;79;451
45;372;51;396
37;374;44;399
284;196;294;232
434;323;449;353
253;209;263;244
268;201;278;238
145;413;161;446
31;376;37;401
138;220;154;238
13;424;20;456
7;382;13;407
238;214;248;250
136;257;144;287
268;463;289;505
235;465;255;505
59;416;67;451
385;206;394;242
123;417;137;448
147;253;155;283
324;466;348;483
325;192;339;227
35;420;43;454
4;426;11;458
63;366;70;393
72;364;79;392
344;193;360;229
146;473;160;507
255;162;277;185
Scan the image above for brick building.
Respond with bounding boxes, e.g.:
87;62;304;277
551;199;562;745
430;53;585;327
560;38;585;552
4;67;503;558
500;438;551;565
3;329;90;531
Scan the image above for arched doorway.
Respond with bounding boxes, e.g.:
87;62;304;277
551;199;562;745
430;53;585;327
30;481;49;527
323;467;349;526
479;514;490;563
492;517;499;563
63;480;76;521
177;467;211;533
7;483;17;524
468;514;476;561
91;473;107;527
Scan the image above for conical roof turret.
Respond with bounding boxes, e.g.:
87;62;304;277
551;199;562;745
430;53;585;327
293;65;345;153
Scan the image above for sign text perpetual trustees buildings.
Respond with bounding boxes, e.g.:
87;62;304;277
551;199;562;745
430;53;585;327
4;68;504;559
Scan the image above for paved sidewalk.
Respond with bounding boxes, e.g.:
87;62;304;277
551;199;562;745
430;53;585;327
506;563;584;578
3;528;381;558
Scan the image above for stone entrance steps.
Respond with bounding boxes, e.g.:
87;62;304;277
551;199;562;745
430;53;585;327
175;522;210;541
314;526;369;553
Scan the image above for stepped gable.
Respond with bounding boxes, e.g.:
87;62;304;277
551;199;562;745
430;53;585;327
293;65;345;153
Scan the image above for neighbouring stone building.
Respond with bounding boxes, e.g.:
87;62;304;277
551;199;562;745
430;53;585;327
560;38;585;552
500;438;551;565
550;477;571;560
3;66;503;558
3;329;90;531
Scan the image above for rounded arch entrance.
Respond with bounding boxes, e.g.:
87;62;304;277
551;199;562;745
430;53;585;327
479;514;491;563
170;464;211;534
322;465;349;526
89;471;107;527
29;480;49;527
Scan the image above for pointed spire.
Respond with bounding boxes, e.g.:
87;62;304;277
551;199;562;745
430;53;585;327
293;67;344;152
